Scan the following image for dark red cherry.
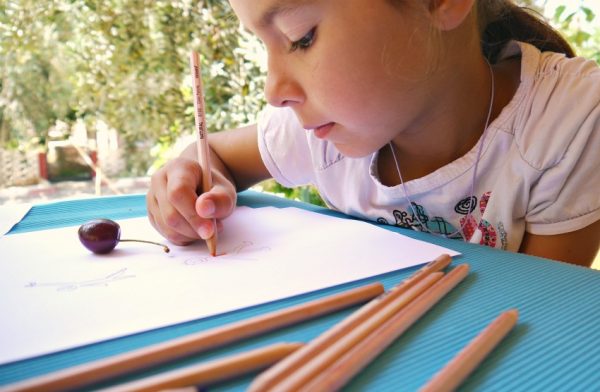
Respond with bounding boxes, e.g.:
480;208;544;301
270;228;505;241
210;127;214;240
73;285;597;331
78;219;170;254
78;219;120;254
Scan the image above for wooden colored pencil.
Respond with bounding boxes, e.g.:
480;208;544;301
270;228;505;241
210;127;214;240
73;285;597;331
100;342;303;392
4;282;383;392
299;264;470;392
270;271;446;391
419;309;519;392
189;50;217;256
249;254;452;391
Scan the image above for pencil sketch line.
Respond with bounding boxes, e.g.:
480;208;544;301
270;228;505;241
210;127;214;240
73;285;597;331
25;268;136;291
184;240;272;266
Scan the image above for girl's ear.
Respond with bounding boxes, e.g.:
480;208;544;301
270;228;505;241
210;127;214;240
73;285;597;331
430;0;476;31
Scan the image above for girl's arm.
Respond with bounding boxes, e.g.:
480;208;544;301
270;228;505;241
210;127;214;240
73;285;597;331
146;124;271;245
519;220;600;267
209;124;271;191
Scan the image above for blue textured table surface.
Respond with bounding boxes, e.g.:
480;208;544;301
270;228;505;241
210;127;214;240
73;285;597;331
2;190;600;391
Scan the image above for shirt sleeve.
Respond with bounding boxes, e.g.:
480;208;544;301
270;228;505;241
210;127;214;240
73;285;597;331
521;54;600;235
256;105;314;187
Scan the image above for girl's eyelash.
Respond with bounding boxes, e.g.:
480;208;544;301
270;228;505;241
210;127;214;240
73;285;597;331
289;27;317;52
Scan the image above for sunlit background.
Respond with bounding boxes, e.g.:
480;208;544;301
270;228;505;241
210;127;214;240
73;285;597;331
1;0;598;265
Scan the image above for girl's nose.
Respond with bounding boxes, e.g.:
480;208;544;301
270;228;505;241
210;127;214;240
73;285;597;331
264;56;304;108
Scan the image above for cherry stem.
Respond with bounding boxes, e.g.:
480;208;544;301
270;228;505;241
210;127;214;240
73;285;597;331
119;239;170;253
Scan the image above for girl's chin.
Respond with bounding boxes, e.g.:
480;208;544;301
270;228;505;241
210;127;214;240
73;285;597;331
331;143;376;159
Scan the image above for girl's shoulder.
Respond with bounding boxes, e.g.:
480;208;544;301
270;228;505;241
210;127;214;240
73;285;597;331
497;41;600;171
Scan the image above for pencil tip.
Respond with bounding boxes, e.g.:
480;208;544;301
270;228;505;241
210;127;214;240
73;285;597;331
206;236;217;257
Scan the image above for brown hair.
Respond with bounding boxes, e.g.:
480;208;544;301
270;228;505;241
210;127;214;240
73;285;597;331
478;1;575;63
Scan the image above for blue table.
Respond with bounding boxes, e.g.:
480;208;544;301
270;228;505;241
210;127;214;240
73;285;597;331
2;190;600;391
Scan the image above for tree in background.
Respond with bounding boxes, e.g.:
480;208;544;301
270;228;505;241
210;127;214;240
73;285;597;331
550;3;600;62
0;0;265;174
0;0;598;191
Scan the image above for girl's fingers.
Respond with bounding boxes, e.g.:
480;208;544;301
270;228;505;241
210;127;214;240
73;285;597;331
147;160;201;243
147;191;196;245
147;157;236;245
163;160;208;240
194;182;236;240
196;182;237;220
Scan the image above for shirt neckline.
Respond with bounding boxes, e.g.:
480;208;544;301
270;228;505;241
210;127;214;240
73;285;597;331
371;41;537;196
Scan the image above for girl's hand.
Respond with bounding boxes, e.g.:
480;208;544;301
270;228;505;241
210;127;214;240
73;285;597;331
147;124;269;246
146;155;236;245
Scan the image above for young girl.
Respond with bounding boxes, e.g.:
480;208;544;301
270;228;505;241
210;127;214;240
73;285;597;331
146;0;600;267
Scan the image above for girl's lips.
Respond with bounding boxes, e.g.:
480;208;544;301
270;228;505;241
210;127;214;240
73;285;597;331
312;122;334;139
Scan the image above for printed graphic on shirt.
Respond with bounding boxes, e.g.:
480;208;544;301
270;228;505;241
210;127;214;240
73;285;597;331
455;192;498;247
377;203;463;239
454;195;478;215
497;221;508;250
456;192;504;248
378;191;507;249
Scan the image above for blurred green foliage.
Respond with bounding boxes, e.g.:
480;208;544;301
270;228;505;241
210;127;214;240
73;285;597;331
0;0;266;174
0;1;598;204
550;4;600;62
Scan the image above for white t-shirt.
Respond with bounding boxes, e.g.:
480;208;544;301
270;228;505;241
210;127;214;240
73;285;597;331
257;41;600;252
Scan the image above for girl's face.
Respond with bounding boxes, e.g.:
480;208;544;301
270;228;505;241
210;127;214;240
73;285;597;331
230;0;443;157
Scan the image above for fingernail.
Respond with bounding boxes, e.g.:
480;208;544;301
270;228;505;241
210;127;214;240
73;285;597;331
198;222;212;239
200;199;215;217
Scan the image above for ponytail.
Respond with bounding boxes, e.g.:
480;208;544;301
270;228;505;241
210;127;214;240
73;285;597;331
478;1;575;63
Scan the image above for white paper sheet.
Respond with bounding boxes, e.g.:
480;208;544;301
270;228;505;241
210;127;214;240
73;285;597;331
0;206;459;364
0;203;32;236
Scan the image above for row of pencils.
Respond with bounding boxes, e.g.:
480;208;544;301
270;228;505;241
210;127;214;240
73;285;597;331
4;254;518;392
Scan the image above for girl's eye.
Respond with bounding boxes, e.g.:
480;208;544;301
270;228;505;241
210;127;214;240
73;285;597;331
289;27;317;52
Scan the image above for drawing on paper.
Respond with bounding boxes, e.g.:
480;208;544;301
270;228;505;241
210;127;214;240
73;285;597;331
25;268;135;291
184;240;271;265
